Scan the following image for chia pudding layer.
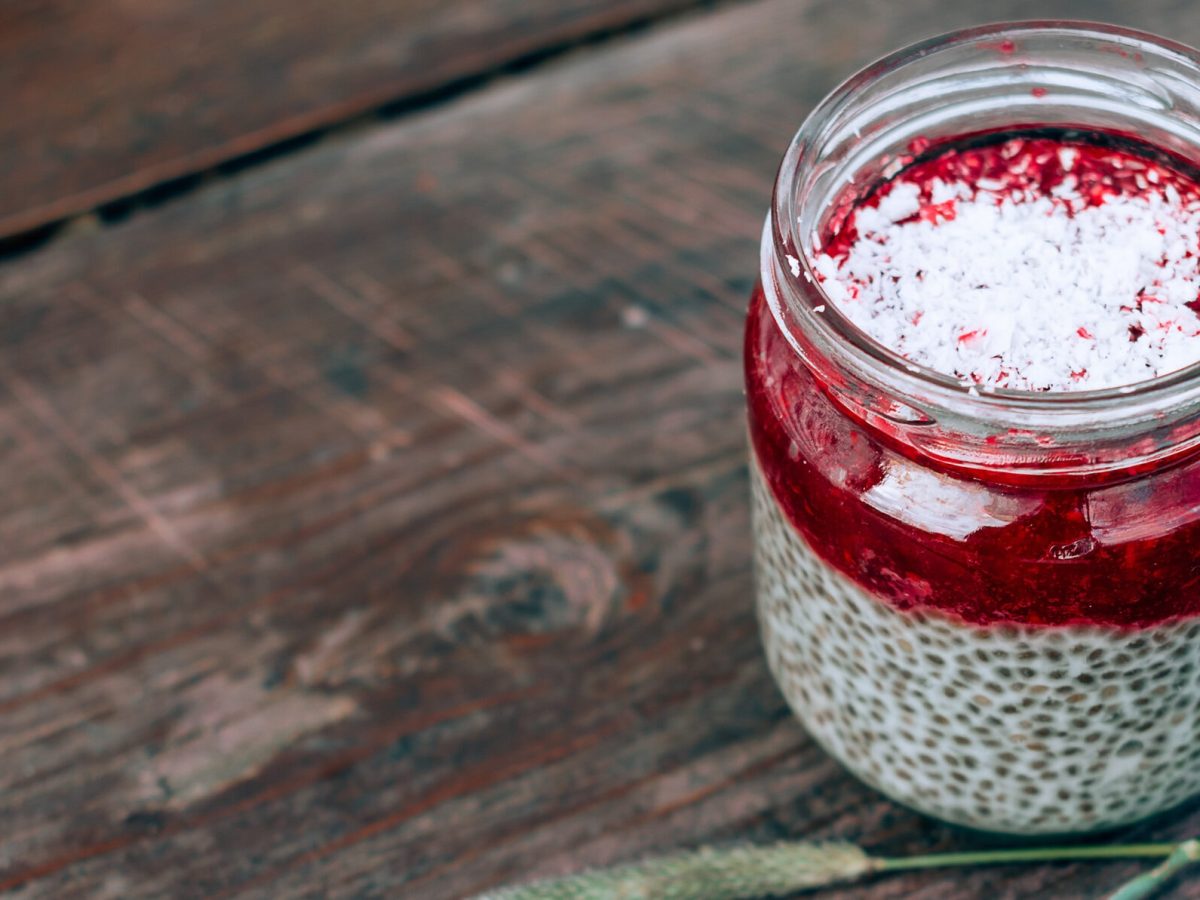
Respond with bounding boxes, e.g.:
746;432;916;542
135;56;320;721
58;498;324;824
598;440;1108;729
748;129;1200;834
750;454;1200;834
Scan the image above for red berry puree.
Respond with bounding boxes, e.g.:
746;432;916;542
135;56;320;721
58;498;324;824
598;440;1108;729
747;128;1200;629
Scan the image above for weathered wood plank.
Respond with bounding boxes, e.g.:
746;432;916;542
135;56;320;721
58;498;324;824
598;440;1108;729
1;0;708;242
5;1;1200;897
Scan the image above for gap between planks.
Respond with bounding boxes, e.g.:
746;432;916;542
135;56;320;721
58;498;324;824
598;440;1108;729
0;0;754;266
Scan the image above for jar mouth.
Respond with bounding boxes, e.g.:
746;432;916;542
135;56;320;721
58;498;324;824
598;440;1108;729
769;20;1200;442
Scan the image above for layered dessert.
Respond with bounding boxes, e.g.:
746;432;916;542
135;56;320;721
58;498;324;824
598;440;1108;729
748;129;1200;834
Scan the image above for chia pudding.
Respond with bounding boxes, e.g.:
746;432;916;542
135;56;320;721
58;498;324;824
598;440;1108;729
749;24;1200;835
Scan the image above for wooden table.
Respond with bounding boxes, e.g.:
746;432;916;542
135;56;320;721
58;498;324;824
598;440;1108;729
5;1;1200;897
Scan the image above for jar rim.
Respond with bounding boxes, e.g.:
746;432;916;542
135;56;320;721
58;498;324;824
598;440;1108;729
768;20;1200;441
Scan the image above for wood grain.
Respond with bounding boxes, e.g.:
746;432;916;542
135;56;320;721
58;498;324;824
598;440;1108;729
5;0;1200;897
1;0;710;243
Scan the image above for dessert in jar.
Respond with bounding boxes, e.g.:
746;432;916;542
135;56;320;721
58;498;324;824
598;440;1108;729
747;22;1200;835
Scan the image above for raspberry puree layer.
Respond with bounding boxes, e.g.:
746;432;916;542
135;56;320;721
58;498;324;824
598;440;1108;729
748;131;1200;629
748;279;1200;628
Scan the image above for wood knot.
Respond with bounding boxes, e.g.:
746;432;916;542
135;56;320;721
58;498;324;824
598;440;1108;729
461;512;630;642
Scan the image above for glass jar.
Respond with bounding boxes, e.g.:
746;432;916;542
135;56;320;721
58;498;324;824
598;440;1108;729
747;21;1200;835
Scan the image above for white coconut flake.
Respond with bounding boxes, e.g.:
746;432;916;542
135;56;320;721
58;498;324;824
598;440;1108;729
816;177;1200;392
876;181;922;223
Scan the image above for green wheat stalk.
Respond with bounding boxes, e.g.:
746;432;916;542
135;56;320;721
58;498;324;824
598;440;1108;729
474;837;1199;899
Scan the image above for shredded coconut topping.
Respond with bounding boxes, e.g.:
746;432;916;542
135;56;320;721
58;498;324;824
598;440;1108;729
814;136;1200;392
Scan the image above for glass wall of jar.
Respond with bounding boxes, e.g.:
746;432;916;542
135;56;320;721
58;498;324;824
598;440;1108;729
748;21;1200;835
